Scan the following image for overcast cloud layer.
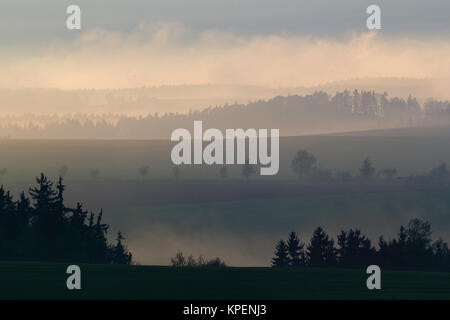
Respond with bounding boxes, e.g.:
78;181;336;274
1;1;450;89
1;0;450;45
1;24;450;90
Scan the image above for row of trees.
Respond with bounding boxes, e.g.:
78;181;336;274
1;151;447;184
0;174;132;264
290;149;450;185
290;150;394;182
272;219;449;272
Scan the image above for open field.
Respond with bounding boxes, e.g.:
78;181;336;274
0;261;449;300
1;134;450;266
1;132;450;186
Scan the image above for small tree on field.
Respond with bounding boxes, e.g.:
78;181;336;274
291;150;317;180
242;162;255;182
138;165;150;179
359;157;375;180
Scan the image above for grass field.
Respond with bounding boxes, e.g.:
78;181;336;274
2;134;450;185
0;261;449;300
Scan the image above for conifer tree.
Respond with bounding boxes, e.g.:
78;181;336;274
113;232;132;265
307;227;336;267
287;231;305;266
272;239;289;267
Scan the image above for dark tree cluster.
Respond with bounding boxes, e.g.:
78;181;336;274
272;219;450;272
0;174;132;264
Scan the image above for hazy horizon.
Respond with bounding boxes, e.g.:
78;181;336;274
2;1;450;116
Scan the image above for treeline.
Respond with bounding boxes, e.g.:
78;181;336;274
170;251;226;268
272;219;449;272
0;174;132;264
288;149;450;186
1;90;447;139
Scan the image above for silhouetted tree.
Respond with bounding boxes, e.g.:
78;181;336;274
206;257;227;267
432;238;450;270
287;231;305;266
291;150;317;180
359;157;375;180
171;251;186;267
307;227;336;267
0;186;17;259
138;165;150;179
337;229;375;267
242;162;255;182
112;232;132;265
272;240;289;267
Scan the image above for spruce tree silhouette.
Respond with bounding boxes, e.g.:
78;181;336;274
272;240;289;267
359;157;375;180
29;174;64;260
0;186;16;259
287;231;305;266
307;227;336;267
113;232;132;265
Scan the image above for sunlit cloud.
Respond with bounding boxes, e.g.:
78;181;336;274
1;23;450;90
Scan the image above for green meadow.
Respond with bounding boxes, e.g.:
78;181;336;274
0;261;449;300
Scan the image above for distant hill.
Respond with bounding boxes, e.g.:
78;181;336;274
1;89;441;139
0;78;448;117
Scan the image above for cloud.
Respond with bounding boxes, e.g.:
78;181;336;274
1;23;450;89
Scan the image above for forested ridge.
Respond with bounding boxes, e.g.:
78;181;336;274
2;90;450;139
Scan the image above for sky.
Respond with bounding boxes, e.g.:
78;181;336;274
2;0;450;43
1;1;450;89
